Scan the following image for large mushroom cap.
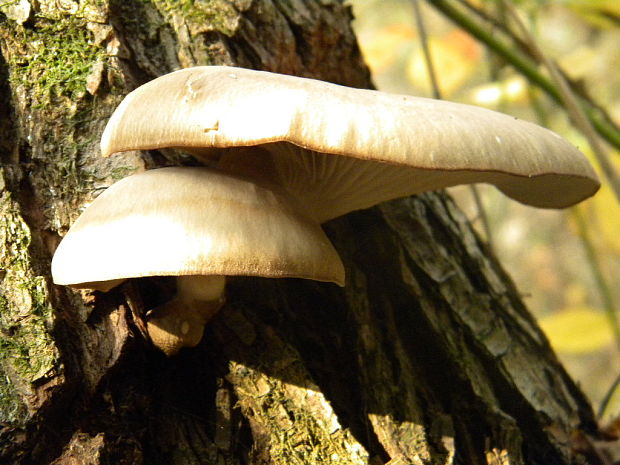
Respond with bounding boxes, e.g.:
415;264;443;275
51;167;345;290
101;66;599;221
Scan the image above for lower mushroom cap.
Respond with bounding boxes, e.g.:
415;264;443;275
51;167;345;289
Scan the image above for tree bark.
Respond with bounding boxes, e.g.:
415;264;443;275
0;1;601;464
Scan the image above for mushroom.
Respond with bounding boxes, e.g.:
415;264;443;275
54;66;600;355
100;66;599;222
51;167;344;355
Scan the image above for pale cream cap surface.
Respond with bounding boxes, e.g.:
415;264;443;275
101;66;599;221
51;167;345;290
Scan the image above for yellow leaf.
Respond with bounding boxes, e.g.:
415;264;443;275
539;307;614;354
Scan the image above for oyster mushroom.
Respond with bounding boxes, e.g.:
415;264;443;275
55;66;599;355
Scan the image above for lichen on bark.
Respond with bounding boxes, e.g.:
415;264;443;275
0;177;60;424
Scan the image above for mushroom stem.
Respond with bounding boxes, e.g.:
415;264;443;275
146;275;226;356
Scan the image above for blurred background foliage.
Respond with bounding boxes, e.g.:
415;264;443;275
349;0;620;423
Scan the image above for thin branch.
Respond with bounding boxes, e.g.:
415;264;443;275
413;0;494;248
428;0;620;152
599;372;620;420
411;0;441;99
467;184;494;251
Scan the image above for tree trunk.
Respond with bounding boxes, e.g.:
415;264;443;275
0;1;601;464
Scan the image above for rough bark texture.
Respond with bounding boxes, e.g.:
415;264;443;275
0;1;602;464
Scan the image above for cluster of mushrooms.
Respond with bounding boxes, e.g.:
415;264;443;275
52;66;600;355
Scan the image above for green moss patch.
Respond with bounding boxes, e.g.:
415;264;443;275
6;16;106;105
